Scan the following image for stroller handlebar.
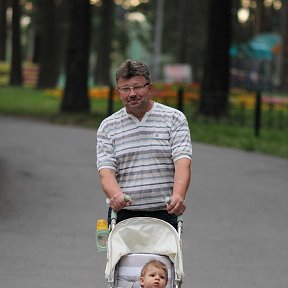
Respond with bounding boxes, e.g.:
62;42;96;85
111;195;183;224
110;194;131;222
165;197;183;223
111;195;183;238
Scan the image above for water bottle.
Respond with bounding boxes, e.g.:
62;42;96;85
95;219;109;252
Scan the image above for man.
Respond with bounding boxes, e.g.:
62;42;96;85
96;59;192;229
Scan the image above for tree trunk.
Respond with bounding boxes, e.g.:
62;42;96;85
150;0;164;81
279;0;288;91
61;0;91;113
199;0;232;117
37;0;59;89
94;0;114;85
31;4;41;64
177;0;188;63
9;0;22;86
54;0;70;82
0;0;8;60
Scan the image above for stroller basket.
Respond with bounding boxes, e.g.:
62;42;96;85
105;217;184;288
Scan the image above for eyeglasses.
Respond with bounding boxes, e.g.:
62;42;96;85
118;82;150;95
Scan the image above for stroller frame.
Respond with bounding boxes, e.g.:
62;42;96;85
105;210;184;288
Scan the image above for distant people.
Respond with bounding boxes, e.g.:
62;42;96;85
96;59;192;229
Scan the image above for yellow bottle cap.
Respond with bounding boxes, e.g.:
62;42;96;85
96;219;108;230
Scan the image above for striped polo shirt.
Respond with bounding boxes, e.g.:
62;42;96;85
96;102;192;211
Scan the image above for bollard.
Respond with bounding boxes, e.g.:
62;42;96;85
254;91;262;137
177;86;184;112
107;85;114;117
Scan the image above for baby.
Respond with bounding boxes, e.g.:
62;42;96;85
139;259;168;288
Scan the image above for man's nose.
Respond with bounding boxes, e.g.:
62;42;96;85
128;87;137;95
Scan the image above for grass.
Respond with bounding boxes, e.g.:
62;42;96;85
0;85;287;159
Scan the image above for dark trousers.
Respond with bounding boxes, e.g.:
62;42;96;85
108;208;178;230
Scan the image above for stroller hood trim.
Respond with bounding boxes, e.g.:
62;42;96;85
105;217;184;281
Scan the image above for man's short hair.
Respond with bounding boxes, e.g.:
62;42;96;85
116;59;152;83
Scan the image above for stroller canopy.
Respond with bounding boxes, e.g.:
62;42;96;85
105;217;184;280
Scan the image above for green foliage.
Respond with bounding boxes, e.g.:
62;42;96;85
189;121;287;157
0;86;59;115
0;86;287;159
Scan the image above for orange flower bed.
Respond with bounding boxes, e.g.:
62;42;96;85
230;89;288;111
44;84;287;112
45;82;201;101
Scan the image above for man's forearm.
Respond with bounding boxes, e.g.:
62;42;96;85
173;158;191;199
99;168;123;199
99;168;132;211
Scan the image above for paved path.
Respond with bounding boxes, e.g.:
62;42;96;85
0;116;287;288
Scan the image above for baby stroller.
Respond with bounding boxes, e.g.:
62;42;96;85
105;208;184;288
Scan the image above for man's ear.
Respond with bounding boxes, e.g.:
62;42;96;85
148;82;153;91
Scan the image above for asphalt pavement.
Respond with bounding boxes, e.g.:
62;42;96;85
0;115;287;288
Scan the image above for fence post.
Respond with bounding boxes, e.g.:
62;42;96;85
107;85;114;117
177;86;184;112
254;91;262;137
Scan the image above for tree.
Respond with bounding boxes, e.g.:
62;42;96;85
94;0;114;85
157;0;209;82
0;0;8;60
199;0;232;117
150;0;164;81
176;0;188;63
279;0;288;90
61;0;91;113
36;0;59;89
9;0;22;86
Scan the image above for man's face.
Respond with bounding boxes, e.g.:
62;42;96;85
117;76;152;116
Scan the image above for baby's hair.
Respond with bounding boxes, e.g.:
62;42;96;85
140;259;168;280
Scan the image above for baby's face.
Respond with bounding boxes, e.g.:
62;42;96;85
140;266;167;288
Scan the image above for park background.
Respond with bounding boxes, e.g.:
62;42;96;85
0;0;287;158
0;2;288;288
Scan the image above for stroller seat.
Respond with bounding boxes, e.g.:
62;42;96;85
105;217;184;288
116;253;174;288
